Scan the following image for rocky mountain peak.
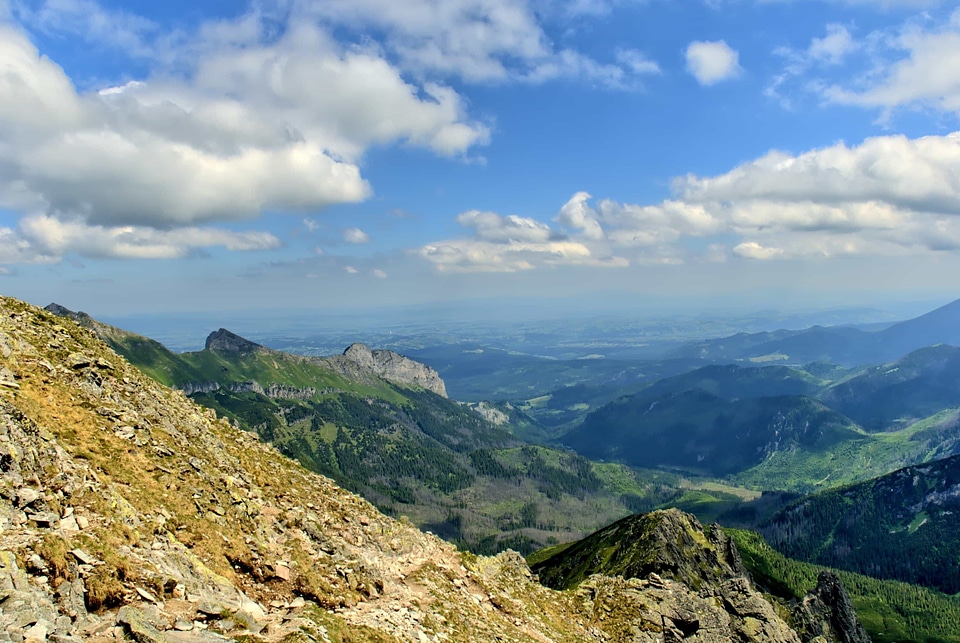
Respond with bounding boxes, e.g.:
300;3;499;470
204;328;265;355
532;508;746;591
44;303;94;327
336;342;447;397
793;571;872;643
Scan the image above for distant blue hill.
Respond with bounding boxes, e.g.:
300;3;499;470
669;297;960;366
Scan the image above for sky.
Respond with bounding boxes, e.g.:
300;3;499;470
2;0;960;316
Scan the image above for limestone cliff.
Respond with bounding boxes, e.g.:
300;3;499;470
325;342;447;397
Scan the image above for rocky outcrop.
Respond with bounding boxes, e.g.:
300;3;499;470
793;571;872;643
204;328;265;355
574;573;803;643
532;509;747;591
532;509;870;643
176;380;318;400
328;342;447;397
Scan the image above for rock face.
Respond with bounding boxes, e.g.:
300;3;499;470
204;328;265;355
793;572;872;643
332;342;447;397
533;509;870;643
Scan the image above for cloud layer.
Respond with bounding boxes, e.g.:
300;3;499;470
420;130;960;271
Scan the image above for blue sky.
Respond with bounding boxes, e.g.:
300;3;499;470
2;0;960;316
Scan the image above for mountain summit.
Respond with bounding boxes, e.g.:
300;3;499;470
205;328;266;355
336;342;448;397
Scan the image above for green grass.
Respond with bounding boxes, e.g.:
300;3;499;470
731;407;960;493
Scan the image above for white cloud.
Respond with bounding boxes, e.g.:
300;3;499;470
766;24;862;108
556;192;605;240
372;269;388;278
685;40;742;85
0;215;281;263
344;265;359;274
299;0;660;89
457;210;554;243
0;14;490;263
11;0;157;56
418;238;620;273
343;228;372;244
822;12;960;116
808;24;858;64
420;130;960;270
733;242;784;260
675;132;960;216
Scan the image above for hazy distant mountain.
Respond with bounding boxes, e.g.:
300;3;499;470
820;344;960;431
638;363;825;400
669;297;960;366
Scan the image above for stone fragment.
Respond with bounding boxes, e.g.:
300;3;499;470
272;564;290;582
17;489;39;508
117;606;168;643
23;622;48;643
0;367;19;390
135;587;158;603
69;550;95;566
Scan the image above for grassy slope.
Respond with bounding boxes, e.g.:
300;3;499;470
730;529;960;643
758;453;960;594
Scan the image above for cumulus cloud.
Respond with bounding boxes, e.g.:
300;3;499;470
0;215;281;263
420;130;960;270
457;210;554;243
0;10;490;263
343;228;372;244
685;40;742;85
372;269;388;278
556;192;605;240
770;9;960;119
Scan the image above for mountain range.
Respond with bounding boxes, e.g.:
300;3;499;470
0;294;886;643
44;303;669;556
669;297;960;367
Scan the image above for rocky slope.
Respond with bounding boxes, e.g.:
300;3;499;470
531;510;871;643
0;295;845;643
